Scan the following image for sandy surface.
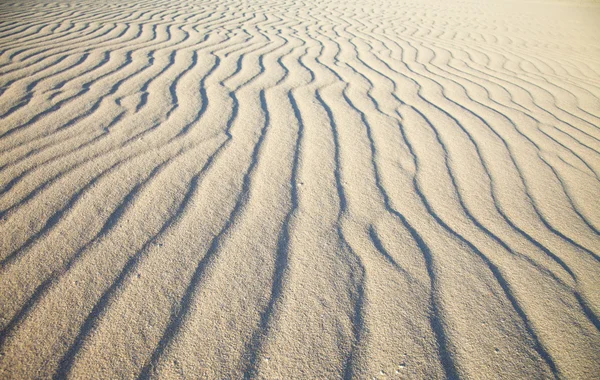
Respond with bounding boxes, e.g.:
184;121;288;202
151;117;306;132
0;0;599;378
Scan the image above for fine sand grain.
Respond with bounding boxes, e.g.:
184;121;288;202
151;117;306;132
0;0;599;378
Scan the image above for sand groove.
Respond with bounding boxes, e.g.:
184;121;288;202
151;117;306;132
1;0;599;379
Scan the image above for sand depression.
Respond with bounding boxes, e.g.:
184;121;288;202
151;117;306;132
0;0;599;378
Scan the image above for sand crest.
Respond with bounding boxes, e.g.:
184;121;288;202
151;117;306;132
0;0;599;378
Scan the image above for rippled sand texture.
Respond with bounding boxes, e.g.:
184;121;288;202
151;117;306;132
1;0;599;378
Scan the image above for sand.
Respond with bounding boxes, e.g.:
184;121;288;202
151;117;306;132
0;0;599;378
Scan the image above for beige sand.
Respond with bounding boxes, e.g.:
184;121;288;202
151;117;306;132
0;0;599;378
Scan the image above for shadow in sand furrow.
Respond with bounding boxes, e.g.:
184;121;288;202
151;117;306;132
554;150;600;181
135;49;179;113
485;73;600;144
383;36;600;264
0;10;80;37
0;160;168;346
138;37;251;135
25;53;91;94
406;54;589;261
367;226;413;279
53;163;204;379
0;49;134;142
542;160;600;235
0;21;92;57
0;22;92;63
242;89;303;378
0;35;195;185
11;23;121;64
0;21;22;39
0;123;123;266
408;41;600;181
403;29;600;123
45;50;112;97
419;77;600;326
0;275;53;347
314;89;366;380
410;45;600;249
457;41;600;123
2;47;243;380
46;31;286;378
0;53;91;119
0;37;234;261
137;89;270;380
0;109;122;201
0;19;140;75
539;128;600;181
165;50;197;119
129;34;303;379
0;46;224;265
397;21;600;273
224;36;281;90
0;109;123;212
0;53;70;96
0;1;599;378
338;85;459;379
442;45;600;147
172;53;219;137
404;102;560;376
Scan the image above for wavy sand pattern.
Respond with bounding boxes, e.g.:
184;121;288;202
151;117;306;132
0;0;599;378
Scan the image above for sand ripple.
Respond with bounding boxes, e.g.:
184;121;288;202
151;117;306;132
0;0;599;378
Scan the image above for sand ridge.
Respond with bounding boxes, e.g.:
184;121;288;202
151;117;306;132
0;0;599;378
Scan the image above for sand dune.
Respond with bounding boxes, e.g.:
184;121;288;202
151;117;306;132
0;0;599;378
